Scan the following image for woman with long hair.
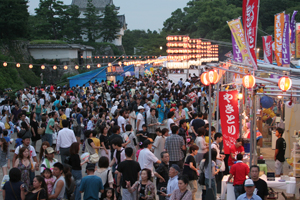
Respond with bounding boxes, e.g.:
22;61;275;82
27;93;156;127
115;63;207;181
14;147;34;189
0;138;10;176
100;126;110;161
202;148;219;199
63;165;75;200
21;175;48;200
30;112;41;151
69;142;88;200
39;141;50;164
35;99;42;122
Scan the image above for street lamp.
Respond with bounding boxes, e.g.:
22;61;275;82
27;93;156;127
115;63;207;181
160;46;163;50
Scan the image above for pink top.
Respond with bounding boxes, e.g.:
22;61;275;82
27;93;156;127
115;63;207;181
45;177;55;194
136;149;143;161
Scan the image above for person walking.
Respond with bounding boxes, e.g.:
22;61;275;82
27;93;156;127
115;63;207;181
164;126;186;170
56;120;77;164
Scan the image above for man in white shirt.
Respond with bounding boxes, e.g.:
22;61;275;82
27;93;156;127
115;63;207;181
117;110;126;133
56;120;77;164
110;101;119;116
159;164;180;200
136;106;145;132
138;139;161;176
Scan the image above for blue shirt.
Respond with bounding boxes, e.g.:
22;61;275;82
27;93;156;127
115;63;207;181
237;193;262;200
3;136;10;143
53;100;61;111
16;138;23;148
79;175;104;200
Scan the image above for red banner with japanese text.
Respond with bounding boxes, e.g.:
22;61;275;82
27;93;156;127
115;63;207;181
219;90;240;154
262;36;273;64
243;0;259;70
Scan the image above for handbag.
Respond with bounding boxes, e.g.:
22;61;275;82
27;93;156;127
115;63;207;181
37;127;45;135
89;153;100;164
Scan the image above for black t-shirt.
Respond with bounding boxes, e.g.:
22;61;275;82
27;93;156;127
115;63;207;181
100;134;109;149
254;178;268;200
87;138;93;146
137;131;149;143
155;162;169;187
69;154;81;170
117;160;141;188
183;155;197;180
25;188;47;200
108;133;123;158
2;181;23;200
191;119;205;134
139;184;146;200
275;137;286;162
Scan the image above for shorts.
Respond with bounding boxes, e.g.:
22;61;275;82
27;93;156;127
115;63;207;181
74;127;81;137
0;163;7;168
275;159;284;175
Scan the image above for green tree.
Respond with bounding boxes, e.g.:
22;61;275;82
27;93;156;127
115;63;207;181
0;0;29;39
34;0;67;40
100;5;120;42
83;0;102;42
61;5;82;42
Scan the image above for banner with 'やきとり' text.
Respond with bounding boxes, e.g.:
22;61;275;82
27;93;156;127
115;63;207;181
219;90;240;154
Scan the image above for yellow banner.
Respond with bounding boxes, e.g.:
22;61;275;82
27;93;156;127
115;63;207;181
274;13;285;66
228;19;251;64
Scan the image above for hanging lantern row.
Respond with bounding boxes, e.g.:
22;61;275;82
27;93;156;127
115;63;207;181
84;55;158;59
201;71;293;92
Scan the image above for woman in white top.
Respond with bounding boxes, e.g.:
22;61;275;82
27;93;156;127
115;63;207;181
195;127;207;166
128;107;137;132
95;157;114;198
166;111;175;135
152;128;168;160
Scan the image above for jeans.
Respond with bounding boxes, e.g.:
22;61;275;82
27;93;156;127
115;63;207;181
36;113;41;122
234;185;244;199
205;178;217;199
44;134;53;146
72;169;82;200
60;147;70;164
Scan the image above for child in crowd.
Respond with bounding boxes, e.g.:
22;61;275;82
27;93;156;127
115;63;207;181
15;134;23;148
103;188;115;200
3;130;11;144
42;168;55;195
136;124;149;143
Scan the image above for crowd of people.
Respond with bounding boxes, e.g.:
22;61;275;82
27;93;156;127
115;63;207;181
0;71;277;200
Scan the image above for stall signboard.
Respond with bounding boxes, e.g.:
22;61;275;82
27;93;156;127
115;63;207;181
282;14;290;65
262;36;273;64
106;66;124;76
219;90;240;154
296;23;300;58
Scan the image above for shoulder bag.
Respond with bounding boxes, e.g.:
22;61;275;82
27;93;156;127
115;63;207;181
180;190;188;200
9;182;18;200
198;165;205;186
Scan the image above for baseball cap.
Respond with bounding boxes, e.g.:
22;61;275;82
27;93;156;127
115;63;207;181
171;164;181;173
46;147;55;154
138;106;145;110
244;179;254;187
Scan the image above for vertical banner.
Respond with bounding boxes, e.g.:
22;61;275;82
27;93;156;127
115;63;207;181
262;36;273;64
219;90;240;154
290;10;298;43
296;23;300;58
274;12;285;66
243;0;259;69
231;32;243;63
282;14;290;65
228;19;251;65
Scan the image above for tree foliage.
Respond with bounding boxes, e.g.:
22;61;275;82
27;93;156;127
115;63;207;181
82;0;102;42
0;0;29;39
100;5;120;42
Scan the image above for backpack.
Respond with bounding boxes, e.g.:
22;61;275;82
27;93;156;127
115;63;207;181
72;114;79;128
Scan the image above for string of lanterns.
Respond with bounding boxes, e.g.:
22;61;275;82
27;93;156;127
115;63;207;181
84;55;159;59
1;57;167;70
201;71;292;92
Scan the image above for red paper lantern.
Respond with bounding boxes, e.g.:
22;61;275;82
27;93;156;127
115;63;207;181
278;76;292;92
242;74;256;88
200;72;210;86
206;70;218;84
